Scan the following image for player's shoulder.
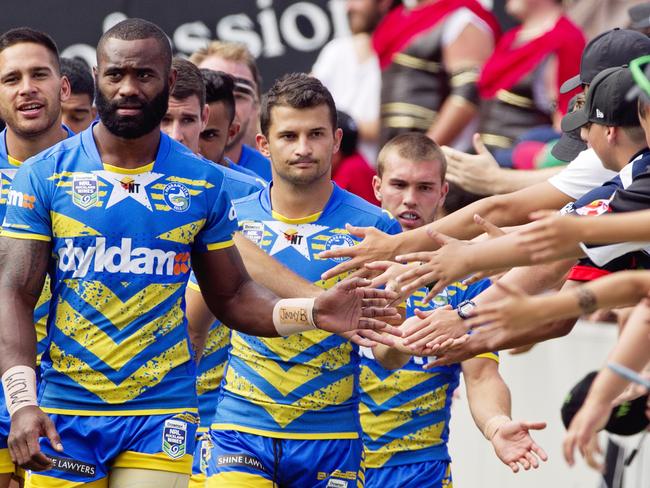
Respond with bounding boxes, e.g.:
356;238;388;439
21;132;84;174
334;185;387;220
219;162;265;190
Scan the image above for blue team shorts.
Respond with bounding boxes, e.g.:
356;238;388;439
189;429;212;487
207;429;365;487
365;460;452;488
25;411;198;487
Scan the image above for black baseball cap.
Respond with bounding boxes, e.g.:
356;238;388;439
560;28;650;94
562;66;640;132
629;3;650;30
561;371;650;436
552;93;588;162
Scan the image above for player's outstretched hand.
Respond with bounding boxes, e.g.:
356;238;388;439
395;231;472;302
563;399;610;470
9;405;63;471
318;225;396;280
518;211;583;263
464;281;543;333
314;277;403;337
492;420;548;473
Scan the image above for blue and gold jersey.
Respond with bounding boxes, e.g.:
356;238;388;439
0;127;74;364
188;166;262;430
359;280;496;468
1;124;237;415
212;183;401;439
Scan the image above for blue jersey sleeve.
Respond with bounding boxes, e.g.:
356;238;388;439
1;160;52;241
377;210;402;235
193;178;238;252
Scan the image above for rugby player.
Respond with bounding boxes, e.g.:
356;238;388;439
0;27;73;487
0;20;399;487
359;133;546;487
190;42;271;181
206;73;402;487
59;57;95;134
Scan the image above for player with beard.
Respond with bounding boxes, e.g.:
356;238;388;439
0;27;74;488
0;19;400;487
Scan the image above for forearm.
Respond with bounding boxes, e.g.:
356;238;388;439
185;287;216;361
464;361;512;436
586;301;650;405
427;98;477;147
234;232;321;298
0;292;39;372
491;167;563;195
372;343;411;370
580;210;650;244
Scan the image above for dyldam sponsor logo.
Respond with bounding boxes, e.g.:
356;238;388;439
57;237;186;278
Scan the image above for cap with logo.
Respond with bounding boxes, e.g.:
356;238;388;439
561;371;649;436
561;66;640;133
551;93;588;162
560;28;650;94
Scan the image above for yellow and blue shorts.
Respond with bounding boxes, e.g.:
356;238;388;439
26;411;198;487
189;429;212;488
365;461;452;488
207;429;365;487
0;401;14;475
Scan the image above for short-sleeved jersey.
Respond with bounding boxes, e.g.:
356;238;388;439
212;183;402;439
223;157;267;186
359;280;496;468
1;124;238;415
0;126;75;364
237;145;272;182
187;164;262;429
560;149;650;280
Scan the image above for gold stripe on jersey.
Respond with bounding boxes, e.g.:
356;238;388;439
361;367;440;407
152;176;215;189
49;339;190;405
51;212;102;237
197;363;226;396
156;219;206;244
54;297;183;370
223;366;354;428
363;420;446;467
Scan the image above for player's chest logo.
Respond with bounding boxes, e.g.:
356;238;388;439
94;170;165;211
71;173;99;210
264;220;328;260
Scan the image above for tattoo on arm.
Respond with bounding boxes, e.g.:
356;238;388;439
575;286;598;315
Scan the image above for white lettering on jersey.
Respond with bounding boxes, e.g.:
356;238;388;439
57;238;178;278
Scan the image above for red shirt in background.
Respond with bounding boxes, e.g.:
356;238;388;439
332;152;380;206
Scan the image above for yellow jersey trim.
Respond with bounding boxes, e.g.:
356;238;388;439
271;210;322;225
189;473;207;487
0;448;15;474
187;281;201;292
103;161;155;175
196;426;209;434
113;451;193;474
207;239;234;251
476;352;499;363
0;230;51;242
7;155;22;167
41;407;198;416
206;472;274;487
211;423;359;440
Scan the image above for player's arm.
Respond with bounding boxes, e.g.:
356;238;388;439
0;236;62;470
185;285;216;361
191;245;401;338
233;232;321;298
564;299;650;467
462;356;547;472
319;181;573;279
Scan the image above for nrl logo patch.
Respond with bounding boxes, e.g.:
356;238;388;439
72;173;98;210
162;419;187;459
241;221;265;245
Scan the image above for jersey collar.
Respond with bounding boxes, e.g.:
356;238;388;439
260;181;344;223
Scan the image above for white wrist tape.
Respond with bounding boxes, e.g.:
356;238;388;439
2;366;37;417
273;298;318;336
484;414;510;440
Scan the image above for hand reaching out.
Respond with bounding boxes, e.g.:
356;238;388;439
491;420;548;473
